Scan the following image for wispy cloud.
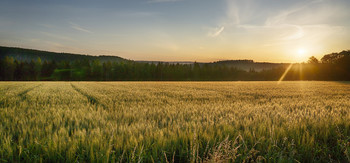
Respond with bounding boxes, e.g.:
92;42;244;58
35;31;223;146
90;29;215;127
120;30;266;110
222;0;340;41
280;25;304;40
38;24;55;29
207;26;225;37
225;0;240;26
69;22;93;34
264;0;323;26
41;32;75;42
147;0;183;3
114;11;157;18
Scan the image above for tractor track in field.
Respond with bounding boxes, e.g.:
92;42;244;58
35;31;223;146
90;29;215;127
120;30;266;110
17;84;42;101
0;100;6;108
70;83;108;110
0;84;42;108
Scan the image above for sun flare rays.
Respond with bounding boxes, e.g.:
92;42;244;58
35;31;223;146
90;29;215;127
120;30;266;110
277;63;294;84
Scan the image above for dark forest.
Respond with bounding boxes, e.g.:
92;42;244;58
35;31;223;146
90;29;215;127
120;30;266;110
1;47;349;81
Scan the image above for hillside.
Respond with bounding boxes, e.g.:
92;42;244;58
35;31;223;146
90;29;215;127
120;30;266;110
137;60;287;72
0;46;290;72
0;46;128;63
211;60;288;71
1;46;350;81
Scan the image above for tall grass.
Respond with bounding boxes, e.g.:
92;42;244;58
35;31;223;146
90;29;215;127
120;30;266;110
0;81;349;162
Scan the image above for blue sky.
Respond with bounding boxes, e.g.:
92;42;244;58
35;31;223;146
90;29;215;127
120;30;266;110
1;0;349;62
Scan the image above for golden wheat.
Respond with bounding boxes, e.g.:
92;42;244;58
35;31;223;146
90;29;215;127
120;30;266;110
0;81;349;162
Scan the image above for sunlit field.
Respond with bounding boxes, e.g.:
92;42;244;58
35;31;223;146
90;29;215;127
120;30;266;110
0;82;349;162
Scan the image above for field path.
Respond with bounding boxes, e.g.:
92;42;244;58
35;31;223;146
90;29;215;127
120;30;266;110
0;83;41;107
70;83;109;110
17;84;42;101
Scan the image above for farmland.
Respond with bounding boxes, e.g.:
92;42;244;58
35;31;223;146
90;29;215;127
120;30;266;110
0;82;349;162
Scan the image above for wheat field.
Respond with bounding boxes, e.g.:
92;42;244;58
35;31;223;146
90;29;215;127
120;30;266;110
0;82;349;162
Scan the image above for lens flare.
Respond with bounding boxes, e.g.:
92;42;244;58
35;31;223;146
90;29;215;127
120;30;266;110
277;63;294;84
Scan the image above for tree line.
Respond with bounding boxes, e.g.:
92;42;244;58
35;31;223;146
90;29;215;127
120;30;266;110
0;50;349;81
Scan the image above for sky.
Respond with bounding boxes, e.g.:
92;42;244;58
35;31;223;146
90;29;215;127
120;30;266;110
0;0;349;62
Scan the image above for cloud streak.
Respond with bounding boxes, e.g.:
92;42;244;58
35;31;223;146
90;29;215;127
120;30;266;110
208;26;225;37
222;0;344;41
280;25;304;40
147;0;183;3
69;22;93;34
41;32;75;41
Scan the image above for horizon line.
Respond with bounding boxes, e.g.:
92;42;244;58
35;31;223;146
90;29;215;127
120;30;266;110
0;45;330;64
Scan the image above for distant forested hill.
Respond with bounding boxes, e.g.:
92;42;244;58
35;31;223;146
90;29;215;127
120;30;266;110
1;46;349;81
0;46;128;63
137;60;288;72
0;46;286;72
211;60;288;71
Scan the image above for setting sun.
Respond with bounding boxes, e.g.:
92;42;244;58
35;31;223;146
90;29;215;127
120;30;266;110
298;49;306;55
296;48;307;62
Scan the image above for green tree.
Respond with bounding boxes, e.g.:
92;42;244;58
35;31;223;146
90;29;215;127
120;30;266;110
308;56;319;64
91;60;102;80
3;56;16;80
102;61;112;81
34;57;42;80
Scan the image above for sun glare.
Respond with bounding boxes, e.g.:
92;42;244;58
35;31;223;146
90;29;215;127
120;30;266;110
296;48;307;62
298;49;306;55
